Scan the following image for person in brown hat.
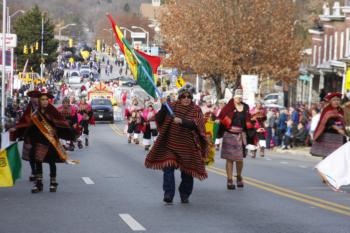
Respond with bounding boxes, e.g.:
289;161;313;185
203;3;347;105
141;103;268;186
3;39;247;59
13;92;76;193
10;89;41;182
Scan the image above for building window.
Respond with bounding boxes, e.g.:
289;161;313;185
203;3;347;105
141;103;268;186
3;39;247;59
340;31;344;59
318;46;322;65
324;35;328;62
313;45;317;66
334;31;338;60
330;35;333;60
346;28;350;57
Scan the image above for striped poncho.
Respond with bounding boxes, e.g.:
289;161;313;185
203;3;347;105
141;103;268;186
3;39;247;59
145;101;208;180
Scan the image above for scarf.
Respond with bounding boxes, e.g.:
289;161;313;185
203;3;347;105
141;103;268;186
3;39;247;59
313;105;344;141
145;101;208;180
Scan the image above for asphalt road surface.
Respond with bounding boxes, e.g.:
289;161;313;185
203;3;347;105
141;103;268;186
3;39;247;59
1;122;350;233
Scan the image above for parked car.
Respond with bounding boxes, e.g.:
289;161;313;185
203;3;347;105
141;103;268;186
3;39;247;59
80;65;91;78
263;92;284;106
68;70;82;84
91;98;114;123
122;78;137;87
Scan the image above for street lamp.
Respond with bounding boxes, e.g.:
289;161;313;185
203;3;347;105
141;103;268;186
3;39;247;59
131;25;149;53
120;26;135;45
58;23;76;51
7;9;25;33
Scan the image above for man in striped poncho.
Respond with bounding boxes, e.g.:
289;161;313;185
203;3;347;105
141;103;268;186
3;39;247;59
145;84;208;204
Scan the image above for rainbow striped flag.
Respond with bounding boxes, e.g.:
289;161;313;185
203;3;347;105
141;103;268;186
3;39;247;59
0;143;21;187
107;14;160;98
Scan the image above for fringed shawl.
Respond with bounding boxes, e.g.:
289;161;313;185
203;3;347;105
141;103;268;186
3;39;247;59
145;101;208;180
313;105;344;141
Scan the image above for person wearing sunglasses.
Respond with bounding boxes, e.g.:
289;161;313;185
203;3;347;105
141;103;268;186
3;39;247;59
145;83;208;204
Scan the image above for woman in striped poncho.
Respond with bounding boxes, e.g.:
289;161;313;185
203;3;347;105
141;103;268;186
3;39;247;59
145;84;208;204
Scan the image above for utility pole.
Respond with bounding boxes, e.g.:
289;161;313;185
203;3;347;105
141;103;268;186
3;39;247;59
1;0;7;133
40;14;44;79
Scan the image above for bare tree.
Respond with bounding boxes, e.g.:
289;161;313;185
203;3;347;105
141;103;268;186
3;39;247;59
159;0;303;98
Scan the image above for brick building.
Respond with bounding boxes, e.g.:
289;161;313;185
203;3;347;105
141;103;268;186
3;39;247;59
308;1;350;100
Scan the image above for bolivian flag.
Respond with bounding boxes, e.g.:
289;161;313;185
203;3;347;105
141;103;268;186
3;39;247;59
107;14;161;98
0;143;21;187
205;120;220;166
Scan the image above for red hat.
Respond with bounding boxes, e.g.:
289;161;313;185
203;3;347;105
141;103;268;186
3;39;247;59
39;92;54;99
27;90;41;98
324;92;342;101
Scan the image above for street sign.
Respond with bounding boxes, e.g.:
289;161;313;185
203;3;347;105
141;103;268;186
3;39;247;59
299;75;310;82
131;32;146;39
0;34;17;48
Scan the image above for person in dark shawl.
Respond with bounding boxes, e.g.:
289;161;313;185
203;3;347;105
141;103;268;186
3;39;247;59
10;90;41;182
217;88;250;190
311;92;347;158
13;92;76;193
145;83;208;204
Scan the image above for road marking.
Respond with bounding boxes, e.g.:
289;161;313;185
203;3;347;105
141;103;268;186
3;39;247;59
207;166;350;216
298;165;307;169
82;177;95;185
280;161;288;164
119;214;146;231
264;158;272;161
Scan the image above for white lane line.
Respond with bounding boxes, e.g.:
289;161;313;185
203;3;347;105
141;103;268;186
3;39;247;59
280;161;288;165
82;177;95;185
264;158;272;161
119;214;146;231
298;165;307;169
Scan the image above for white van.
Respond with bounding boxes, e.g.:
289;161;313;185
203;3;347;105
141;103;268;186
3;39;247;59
263;92;284;106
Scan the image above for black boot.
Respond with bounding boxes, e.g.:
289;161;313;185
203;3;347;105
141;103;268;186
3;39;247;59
85;137;89;147
29;175;36;182
31;175;43;193
50;177;58;193
77;140;83;149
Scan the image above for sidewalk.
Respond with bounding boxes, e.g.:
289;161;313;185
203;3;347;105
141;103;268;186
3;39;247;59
266;146;321;161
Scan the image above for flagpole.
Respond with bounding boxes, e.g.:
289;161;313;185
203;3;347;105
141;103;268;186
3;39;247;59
107;14;174;117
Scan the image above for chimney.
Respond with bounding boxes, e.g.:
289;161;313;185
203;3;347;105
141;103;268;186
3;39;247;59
333;1;341;16
323;2;330;16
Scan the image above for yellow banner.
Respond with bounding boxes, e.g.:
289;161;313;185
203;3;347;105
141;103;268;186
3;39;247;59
0;150;13;187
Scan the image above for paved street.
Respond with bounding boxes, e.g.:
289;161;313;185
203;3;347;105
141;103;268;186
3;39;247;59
1;123;350;233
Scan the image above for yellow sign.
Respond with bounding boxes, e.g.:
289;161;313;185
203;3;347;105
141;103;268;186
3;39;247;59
176;76;185;88
96;39;101;52
80;50;90;60
69;38;73;48
346;69;350;91
69;57;75;64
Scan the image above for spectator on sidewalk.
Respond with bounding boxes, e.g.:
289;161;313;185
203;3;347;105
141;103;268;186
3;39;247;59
276;109;288;146
293;123;308;147
266;108;276;149
282;119;293;150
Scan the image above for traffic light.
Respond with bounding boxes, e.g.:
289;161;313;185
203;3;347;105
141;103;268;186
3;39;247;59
30;45;34;54
23;45;28;54
35;41;39;51
69;38;73;48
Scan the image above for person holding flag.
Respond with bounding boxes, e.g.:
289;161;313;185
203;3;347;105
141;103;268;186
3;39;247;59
145;84;208;204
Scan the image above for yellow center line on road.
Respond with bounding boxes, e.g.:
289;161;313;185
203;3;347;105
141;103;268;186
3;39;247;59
108;124;350;216
208;166;350;212
206;167;350;217
109;124;123;136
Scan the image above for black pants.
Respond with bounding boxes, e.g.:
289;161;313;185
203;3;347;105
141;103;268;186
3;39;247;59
35;161;57;178
163;167;193;199
29;160;36;175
